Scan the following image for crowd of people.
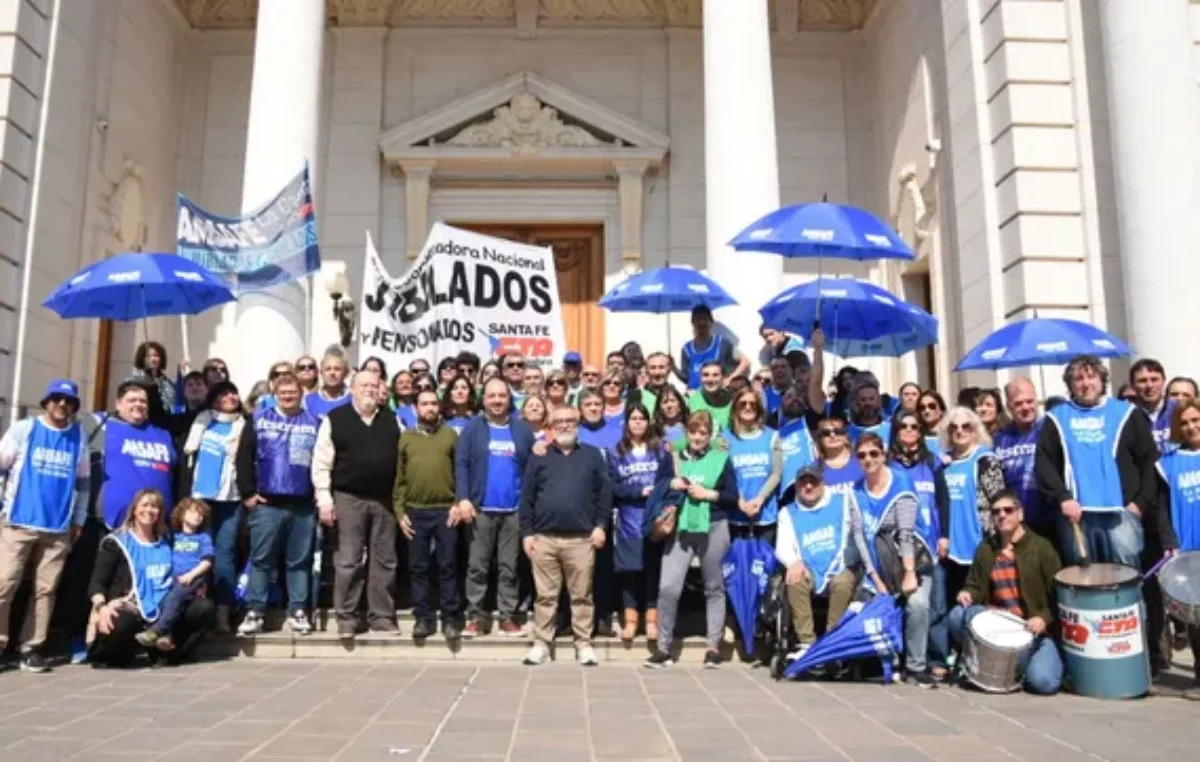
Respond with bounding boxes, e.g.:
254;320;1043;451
1;305;1198;700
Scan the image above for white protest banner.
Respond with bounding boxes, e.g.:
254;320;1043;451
358;223;566;370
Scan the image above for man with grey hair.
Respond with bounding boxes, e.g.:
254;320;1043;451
1034;354;1162;567
994;378;1050;541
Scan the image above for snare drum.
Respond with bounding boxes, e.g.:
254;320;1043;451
1158;551;1200;628
962;609;1034;693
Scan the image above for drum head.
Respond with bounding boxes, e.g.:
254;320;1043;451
1159;552;1200;608
968;609;1033;649
1055;563;1139;589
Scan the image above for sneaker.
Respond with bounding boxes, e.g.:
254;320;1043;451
442;620;462;641
288;611;313;636
499;620;524;637
155;636;176;653
20;650;50;674
523;642;551;666
703;650;722;669
135;630;160;647
463;620;482;639
906;672;938;690
644;651;674;669
577;644;599;666
237;613;264;637
785;643;811;662
412;618;436;639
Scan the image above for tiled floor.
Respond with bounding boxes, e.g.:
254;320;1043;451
0;658;1196;761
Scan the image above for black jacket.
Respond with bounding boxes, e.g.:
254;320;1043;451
88;535;136;603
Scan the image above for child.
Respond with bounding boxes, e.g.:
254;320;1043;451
135;497;213;650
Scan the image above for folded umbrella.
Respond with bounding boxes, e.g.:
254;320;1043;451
722;535;778;657
783;593;904;680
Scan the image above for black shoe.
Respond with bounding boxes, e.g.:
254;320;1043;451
644;651;674;669
906;672;938;690
442;620;462;641
20;650;50;674
704;650;722;669
412;619;436;639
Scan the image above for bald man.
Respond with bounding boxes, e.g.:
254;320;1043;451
994;378;1049;539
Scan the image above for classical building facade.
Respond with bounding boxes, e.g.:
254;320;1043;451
1;0;1198;416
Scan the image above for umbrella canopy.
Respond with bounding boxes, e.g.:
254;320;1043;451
722;536;777;657
598;266;737;314
729;202;915;261
43;252;235;321
759;277;938;358
783;594;904;679
955;318;1133;371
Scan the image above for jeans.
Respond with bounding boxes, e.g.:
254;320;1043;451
246;503;316;614
408;508;461;623
657;520;730;653
151;578;204;635
465;511;520;623
927;561;950;668
949;604;1063;695
904;572;933;673
1057;510;1143;568
209;500;242;607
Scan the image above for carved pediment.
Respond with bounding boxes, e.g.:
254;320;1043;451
443;93;611;153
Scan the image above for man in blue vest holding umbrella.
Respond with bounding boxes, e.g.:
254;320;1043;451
0;379;90;672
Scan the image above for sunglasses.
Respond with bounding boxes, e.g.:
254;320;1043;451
990;505;1019;517
818;428;845;438
46;394;75;406
602;380;622;388
205;365;228;373
504;362;526;370
415;384;435;392
547;379;567;388
582;372;600;379
920;402;941;412
898;421;921;431
855;449;884;461
296;363;317;371
948;422;975;433
737;400;758;410
798;477;822;488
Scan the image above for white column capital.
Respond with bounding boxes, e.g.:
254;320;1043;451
398;159;437;179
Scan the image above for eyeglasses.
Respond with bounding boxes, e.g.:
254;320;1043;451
990;505;1019;517
948;422;975;434
818;428;845;439
855;449;884;461
296;363;317;371
898;421;921;431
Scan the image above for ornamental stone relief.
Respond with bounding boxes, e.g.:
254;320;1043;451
444;93;611;152
538;0;661;22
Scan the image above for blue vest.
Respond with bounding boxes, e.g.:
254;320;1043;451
1158;449;1200;552
610;446;661;543
304;389;351;418
823;457;865;498
993;421;1044;524
727;429;778;526
786;491;851;595
684;335;722;389
778;417;816;490
945;447;988;564
396;405;417;430
252;407;320;498
924;435;943;461
102;420;176;529
764;387;783;416
191;420;233;500
111;530;174;622
848;419;892;446
893;457;938;555
1047;398;1132;513
8;419;83;533
854;469;918;572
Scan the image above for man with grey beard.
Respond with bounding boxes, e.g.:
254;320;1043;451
518;405;611;667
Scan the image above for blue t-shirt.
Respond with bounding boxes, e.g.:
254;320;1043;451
481;424;520;511
304;390;351;418
171;530;214;578
191;421;233;499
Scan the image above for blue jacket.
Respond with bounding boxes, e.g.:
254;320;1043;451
455;414;536;507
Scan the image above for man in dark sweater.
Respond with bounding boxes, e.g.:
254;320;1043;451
312;370;400;639
394;389;462;641
519;405;611;667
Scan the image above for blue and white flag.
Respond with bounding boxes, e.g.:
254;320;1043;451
175;166;319;292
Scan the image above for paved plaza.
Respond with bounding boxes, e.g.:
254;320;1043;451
1;658;1198;762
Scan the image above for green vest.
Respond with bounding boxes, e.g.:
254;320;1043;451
687;391;731;431
639;387;659;417
677;448;729;533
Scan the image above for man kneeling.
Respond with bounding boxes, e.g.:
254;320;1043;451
776;465;885;659
949;490;1063;695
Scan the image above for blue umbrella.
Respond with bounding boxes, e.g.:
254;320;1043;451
599;266;737;313
759;277;938;358
43;252;235;321
722;536;777;657
783;594;904;680
955;318;1133;371
729;202;914;262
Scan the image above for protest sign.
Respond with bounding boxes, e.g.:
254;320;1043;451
358;223;566;370
176;166;319;292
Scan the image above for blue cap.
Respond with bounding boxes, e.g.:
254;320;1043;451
41;378;80;407
563;351;582;364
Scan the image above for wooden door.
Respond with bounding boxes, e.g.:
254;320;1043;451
455;224;605;364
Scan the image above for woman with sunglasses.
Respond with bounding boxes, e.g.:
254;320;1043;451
889;409;952;678
441;373;478;434
544;370;571;413
918;390;947;458
607;403;673;643
654;386;689;448
600;370;627;425
647;411;740;669
436;357;458;394
852;433;936;688
973;388;1006;437
725;389;783;539
293;356;318;394
938;406;1007;625
814;417;864;493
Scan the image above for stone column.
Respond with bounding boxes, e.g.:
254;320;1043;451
702;0;782;349
1098;0;1200;370
233;0;325;386
400;160;436;260
614;159;650;273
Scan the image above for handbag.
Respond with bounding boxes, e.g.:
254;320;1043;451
650;505;677;542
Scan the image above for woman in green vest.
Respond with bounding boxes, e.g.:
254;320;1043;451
687;361;733;432
645;410;739;670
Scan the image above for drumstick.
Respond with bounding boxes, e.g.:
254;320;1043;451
1071;521;1090;568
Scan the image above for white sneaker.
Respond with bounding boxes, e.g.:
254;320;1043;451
785;643;811;662
577;644;599;667
523;642;551;666
288;610;312;636
237;612;264;637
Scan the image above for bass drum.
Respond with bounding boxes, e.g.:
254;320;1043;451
1158;551;1200;628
